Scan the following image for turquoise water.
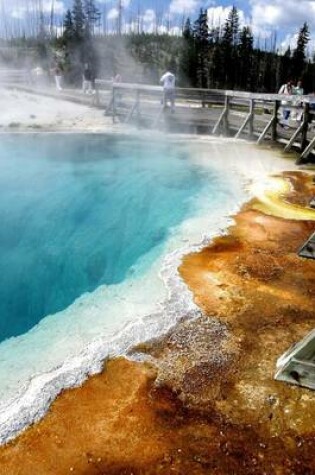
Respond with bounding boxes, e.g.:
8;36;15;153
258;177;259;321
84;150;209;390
0;134;229;343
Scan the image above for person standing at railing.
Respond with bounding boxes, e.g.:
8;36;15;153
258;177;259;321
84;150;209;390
278;80;294;127
82;63;94;95
53;64;63;92
294;80;304;96
293;80;304;122
160;69;176;113
112;73;122;84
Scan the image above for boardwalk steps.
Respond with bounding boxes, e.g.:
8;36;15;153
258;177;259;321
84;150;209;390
298;231;315;260
275;329;315;391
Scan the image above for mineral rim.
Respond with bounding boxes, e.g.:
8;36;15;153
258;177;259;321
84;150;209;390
0;171;315;475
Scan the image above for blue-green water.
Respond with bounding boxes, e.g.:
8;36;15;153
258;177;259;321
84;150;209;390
0;134;228;343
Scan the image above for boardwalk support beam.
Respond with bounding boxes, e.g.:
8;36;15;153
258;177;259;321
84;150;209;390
298;133;315;163
297;102;313;164
212;95;230;135
284;103;310;154
235;99;254;139
152;105;165;128
125;89;140;124
257;100;279;145
112;88;116;124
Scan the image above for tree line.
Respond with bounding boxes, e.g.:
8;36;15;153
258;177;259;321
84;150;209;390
2;1;315;93
180;7;312;93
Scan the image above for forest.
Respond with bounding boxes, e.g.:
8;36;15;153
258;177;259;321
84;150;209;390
1;0;314;93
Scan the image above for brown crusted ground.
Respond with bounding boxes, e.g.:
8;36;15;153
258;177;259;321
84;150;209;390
0;171;315;475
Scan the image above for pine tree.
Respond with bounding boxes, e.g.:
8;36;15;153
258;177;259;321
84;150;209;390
222;6;239;48
238;26;253;89
179;17;196;86
221;6;240;87
278;46;292;87
183;18;192;40
239;26;253;54
194;9;210;88
63;9;75;41
72;0;85;39
83;0;101;35
292;22;309;80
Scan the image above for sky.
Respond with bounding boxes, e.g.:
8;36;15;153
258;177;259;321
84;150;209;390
0;0;314;51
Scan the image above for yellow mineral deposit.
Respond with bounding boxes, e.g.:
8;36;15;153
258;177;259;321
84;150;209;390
251;174;315;221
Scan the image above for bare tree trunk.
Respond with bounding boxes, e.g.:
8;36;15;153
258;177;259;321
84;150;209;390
117;0;122;36
50;0;55;38
0;0;9;40
137;3;141;35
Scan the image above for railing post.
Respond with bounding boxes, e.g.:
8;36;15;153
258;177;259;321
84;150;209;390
223;95;230;135
271;100;280;141
96;84;100;107
112;87;116;124
212;93;230;135
235;98;254;139
301;102;310;152
136;89;140;127
93;82;100;107
249;99;254;139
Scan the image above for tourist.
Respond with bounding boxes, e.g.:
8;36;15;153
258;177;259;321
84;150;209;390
53;64;63;92
294;80;304;96
112;73;122;84
82;63;94;95
294;80;304;122
278;80;293;127
32;65;46;87
160;69;176;113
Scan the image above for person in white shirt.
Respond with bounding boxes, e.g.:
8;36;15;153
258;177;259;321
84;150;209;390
278;80;293;126
53;64;63;92
160;70;176;112
293;80;304;122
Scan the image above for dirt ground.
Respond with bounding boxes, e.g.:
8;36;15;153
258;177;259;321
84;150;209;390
0;171;314;475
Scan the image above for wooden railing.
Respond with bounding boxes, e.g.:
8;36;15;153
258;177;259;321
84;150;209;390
102;82;315;163
0;69;29;84
3;74;315;164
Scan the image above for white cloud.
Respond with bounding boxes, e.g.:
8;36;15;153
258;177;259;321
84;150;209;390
207;5;247;29
169;25;182;35
207;6;232;28
44;0;65;15
107;8;119;21
169;0;200;15
246;0;315;50
8;0;65;19
155;24;181;35
279;33;298;52
249;0;315;30
250;2;286;29
11;6;27;20
143;9;156;24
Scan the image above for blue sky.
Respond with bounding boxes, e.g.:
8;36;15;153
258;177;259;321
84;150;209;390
1;0;314;51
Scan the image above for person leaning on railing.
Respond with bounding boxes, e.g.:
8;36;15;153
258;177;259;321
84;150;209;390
160;69;176;113
293;80;304;122
278;80;294;127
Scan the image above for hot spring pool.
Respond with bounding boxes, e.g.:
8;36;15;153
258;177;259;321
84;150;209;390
0;134;223;341
0;133;253;443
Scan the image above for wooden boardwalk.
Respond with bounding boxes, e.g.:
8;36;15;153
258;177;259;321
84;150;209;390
2;67;315;164
100;81;315;165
